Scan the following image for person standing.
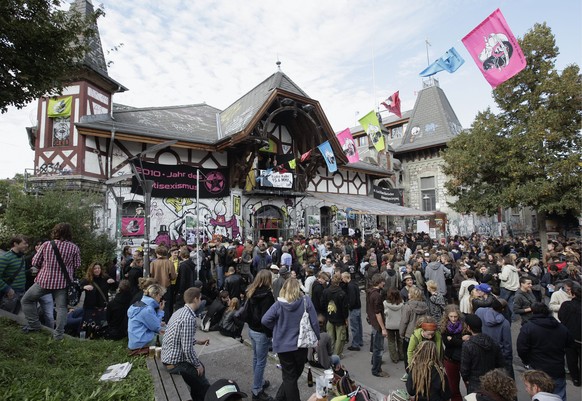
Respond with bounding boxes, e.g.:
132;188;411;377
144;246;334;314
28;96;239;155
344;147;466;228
342;272;363;351
522;370;562;401
424;254;450;298
262;278;319;401
513;276;537;325
399;286;429;379
321;272;349;357
549;280;573;321
460;314;505;393
517;302;574;401
384;288;405;363
21;223;81;340
244;270;275;401
406;341;451;401
0;235;29;314
161;287;210;401
441;304;469;401
476;298;514;379
366;273;389;377
558;285;581;387
150;245;178;323
498;255;519;321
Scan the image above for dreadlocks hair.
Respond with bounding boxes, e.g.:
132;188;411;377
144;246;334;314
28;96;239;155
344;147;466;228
408;340;446;401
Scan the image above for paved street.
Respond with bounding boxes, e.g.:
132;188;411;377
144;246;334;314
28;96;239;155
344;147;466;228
198;290;579;401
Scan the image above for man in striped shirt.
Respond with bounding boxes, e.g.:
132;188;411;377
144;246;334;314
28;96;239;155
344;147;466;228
0;235;29;314
161;287;210;401
21;223;80;340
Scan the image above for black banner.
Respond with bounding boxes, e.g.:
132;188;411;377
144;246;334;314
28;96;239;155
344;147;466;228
372;186;403;205
130;161;230;198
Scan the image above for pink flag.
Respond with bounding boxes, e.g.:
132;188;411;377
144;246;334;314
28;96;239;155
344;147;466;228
381;91;402;118
121;217;145;236
300;149;312;162
336;128;359;163
462;8;526;88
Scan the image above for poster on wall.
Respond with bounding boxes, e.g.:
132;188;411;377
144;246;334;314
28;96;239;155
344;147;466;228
130;161;230;198
307;215;320;236
121;217;145;236
417;219;430;234
336;211;347;233
233;195;241;216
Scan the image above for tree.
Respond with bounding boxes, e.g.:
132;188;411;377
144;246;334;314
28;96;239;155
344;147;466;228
0;182;115;272
0;0;103;113
443;23;582;250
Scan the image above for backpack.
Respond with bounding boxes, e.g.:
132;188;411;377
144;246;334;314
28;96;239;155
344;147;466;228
256;254;269;271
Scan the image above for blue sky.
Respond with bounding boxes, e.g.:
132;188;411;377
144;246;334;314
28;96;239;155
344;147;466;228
1;0;580;178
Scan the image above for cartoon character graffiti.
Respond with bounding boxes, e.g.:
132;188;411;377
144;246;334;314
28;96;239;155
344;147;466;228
209;199;240;240
479;33;514;71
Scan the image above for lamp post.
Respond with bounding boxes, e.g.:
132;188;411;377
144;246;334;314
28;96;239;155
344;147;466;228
105;173;134;280
128;140;178;277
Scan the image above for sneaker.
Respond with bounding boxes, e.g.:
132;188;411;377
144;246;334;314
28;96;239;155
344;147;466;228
22;326;41;334
372;371;390;377
262;380;270;390
401;373;408;381
347;346;360;351
252;391;274;401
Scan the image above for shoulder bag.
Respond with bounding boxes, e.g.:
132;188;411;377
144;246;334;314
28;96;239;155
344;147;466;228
297;296;318;348
50;240;81;306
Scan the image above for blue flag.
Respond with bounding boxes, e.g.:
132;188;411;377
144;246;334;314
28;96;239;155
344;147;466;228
419;47;465;77
317;141;337;173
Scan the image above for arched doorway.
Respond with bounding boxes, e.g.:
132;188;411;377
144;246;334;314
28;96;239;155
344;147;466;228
254;205;285;241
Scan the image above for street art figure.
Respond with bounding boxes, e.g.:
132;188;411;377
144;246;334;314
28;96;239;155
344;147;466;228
479;33;513;71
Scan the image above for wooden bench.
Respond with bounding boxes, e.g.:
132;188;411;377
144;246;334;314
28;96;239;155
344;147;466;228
146;357;192;401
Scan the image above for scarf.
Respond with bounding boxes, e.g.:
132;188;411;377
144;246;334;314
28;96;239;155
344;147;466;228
447;320;463;334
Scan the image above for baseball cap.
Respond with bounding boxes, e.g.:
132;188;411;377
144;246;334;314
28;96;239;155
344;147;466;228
204;379;247;401
475;283;492;294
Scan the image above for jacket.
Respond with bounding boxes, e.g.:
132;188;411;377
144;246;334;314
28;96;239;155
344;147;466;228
321;285;349;324
558;297;581;342
127;295;164;349
245;287;275;336
460;333;505;393
424;261;449;295
442;325;465;362
407;328;443;364
475;307;512;361
513;289;537;324
383;301;403;331
262;296;320;354
80;276;110;309
399;300;428;339
498;264;519;291
517;314;573;379
406;365;451;401
548;289;572;320
150;258;177;288
345;279;361;310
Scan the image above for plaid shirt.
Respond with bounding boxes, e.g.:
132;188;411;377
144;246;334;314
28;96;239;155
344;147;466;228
32;240;81;289
161;305;201;368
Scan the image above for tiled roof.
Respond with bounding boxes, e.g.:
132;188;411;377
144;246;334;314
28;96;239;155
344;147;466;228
394;84;462;153
219;71;310;138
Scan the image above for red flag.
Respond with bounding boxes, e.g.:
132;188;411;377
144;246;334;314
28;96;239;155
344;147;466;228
300;149;312;162
462;8;526;88
381;91;402;118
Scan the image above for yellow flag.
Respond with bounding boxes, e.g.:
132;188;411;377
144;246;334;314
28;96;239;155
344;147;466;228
47;96;72;118
289;159;296;170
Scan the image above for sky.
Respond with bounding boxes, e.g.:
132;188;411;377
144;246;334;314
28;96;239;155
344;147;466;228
1;0;580;179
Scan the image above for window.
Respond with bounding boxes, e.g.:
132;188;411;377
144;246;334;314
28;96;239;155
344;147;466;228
359;136;368;147
421;176;436;211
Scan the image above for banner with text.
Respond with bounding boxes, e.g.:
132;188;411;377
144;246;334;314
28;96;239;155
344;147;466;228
130;161;230;198
372;186;404;205
258;170;294;188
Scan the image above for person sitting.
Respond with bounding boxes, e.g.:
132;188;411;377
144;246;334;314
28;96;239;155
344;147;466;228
202;290;229;331
127;283;165;354
308;314;340;370
105;279;132;340
79;262;115;338
218;297;244;340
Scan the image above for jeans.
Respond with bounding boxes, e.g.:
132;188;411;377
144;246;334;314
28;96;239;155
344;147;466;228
39;293;55;329
553;376;566;401
168;362;210;401
249;328;270;396
21;283;67;340
565;343;581;384
216;265;224;289
0;290;24;314
500;288;515;322
349;308;364;348
370;327;384;375
275;348;308;401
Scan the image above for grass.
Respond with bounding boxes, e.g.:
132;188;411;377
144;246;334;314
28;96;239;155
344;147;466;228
0;318;153;401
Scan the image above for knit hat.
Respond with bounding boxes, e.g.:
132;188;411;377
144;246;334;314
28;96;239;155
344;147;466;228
204;379;247;401
464;314;482;333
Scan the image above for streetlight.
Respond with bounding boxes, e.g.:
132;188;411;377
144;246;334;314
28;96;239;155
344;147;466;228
105;173;134;279
128;140;178;277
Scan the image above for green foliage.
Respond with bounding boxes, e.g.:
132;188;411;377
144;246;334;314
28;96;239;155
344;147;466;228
0;0;103;113
443;23;582;217
0;182;115;270
0;318;153;401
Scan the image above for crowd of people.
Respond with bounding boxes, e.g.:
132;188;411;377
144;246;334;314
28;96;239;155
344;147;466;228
1;223;581;401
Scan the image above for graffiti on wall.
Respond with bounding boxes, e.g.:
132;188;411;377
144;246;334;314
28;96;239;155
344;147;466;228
448;214;498;237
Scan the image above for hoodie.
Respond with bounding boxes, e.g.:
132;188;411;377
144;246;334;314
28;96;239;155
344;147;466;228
424;261;449;295
532;392;563;401
127;295;164;349
498;264;519;291
475;307;512;361
245;287;275;336
460;333;505;393
261;295;320;353
399;300;429;339
383;301;403;330
517;314;573;379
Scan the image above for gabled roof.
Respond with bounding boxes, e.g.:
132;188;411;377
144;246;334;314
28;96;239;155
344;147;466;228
77;104;221;144
394;84;462;153
219;71;310;138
